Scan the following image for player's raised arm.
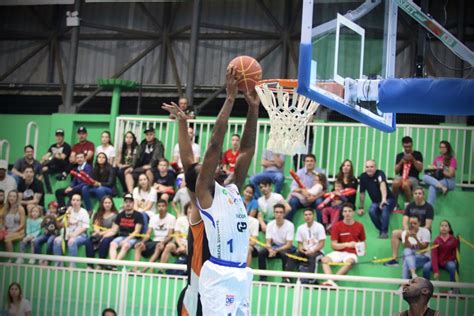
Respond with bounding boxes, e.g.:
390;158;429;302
226;89;259;190
196;66;239;209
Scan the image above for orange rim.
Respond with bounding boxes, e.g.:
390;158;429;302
256;79;298;92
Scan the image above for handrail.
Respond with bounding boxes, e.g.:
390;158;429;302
25;121;39;158
0;139;10;162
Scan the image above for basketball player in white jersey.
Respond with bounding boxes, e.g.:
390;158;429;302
195;65;260;315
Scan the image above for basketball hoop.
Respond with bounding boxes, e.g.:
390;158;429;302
255;79;320;156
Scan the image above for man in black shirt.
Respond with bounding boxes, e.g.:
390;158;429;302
396;277;439;316
12;145;43;183
392;136;424;207
41;129;72;193
358;160;396;239
18;165;44;212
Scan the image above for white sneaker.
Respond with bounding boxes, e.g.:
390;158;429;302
322;280;338;287
15;258;24;264
28;259;36;265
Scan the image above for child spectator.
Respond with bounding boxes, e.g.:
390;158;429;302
3;191;26;256
242;184;258;217
321;180;348;232
33;204;61;266
17;205;42;264
401;215;431;279
95;131;116;165
116;131;138;194
171;179;191;217
133;173;157;219
153;158;175;202
256;179;291;233
6;282;32;316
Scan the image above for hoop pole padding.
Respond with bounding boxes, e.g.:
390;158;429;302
0;140;10;163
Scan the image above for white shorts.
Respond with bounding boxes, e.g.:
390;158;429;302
326;251;358;263
199;260;253;316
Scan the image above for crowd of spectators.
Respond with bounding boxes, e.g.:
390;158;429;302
0;109;462;288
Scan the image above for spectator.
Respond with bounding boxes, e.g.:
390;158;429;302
124;125;165;192
0;190;5;238
396;277;439;316
256;179;291;233
258;204;295;281
33;203;61;265
423;220;458;288
401;215;431;279
286;208;326;283
3;191;26;256
17;205;42;264
17;166;44;213
5;282;32;316
55;152;93;208
221;134;240;175
385;187;433;266
102;308;117;316
321;180;348;233
133;199;176;272
133;173;157;219
250;149;285;197
242;184;258;217
422;140;457;205
392;136;424;207
68;126;95;171
153;158;176;202
172;127;200;174
104;193;144;263
0;160;17;197
161;201;190;266
358;160;396;239
169;96;195;120
116;131;138;194
95;131;116;165
171;179;191;217
52;194;90;267
321;203;366;287
81;152;116;214
84;196;118;269
41;129;71;193
335;159;358;206
287;154;327;221
247;211;260;267
11;145;42;183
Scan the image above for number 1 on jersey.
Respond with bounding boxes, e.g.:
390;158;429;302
227;239;233;253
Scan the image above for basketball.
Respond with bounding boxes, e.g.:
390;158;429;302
228;55;262;92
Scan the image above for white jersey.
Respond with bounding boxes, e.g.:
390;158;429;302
197;182;249;264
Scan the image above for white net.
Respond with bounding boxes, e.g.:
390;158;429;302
255;80;320;156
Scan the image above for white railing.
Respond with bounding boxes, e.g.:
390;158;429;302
0;139;10;162
1;252;473;316
25;121;39;159
115;117;474;188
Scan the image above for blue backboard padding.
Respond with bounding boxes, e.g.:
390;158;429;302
379;78;474;115
297;43;396;133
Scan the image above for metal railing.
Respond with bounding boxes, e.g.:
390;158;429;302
0;139;10;162
115;117;474;188
1;252;473;316
25;121;39;159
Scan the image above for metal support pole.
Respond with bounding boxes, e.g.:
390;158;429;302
64;0;81;113
456;0;465;77
185;0;202;109
110;86;121;140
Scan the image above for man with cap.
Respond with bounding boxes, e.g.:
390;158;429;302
396;277;439;316
70;126;95;168
0;160;16;197
41;128;72;193
124;125;165;193
11;145;43;183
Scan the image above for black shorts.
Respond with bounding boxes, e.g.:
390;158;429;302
142;241;159;257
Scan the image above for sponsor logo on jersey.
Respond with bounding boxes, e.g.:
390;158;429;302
225;294;235;306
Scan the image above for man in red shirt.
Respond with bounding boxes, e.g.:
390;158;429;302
70;126;95;165
321;202;366;286
221;134;240;175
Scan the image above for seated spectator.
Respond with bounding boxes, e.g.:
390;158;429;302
161;201;190;266
321;203;366;287
52;194;90;267
104;193;144;263
17;166;44;213
133;199;176;273
171;179;191;217
17;205;42;264
84;196;118;269
221;134;240;175
392;136;423;208
247;212;260;267
401;215;431;279
423;220;458;289
81;152;116;214
0;160;17;197
286;208;326;283
116;131;138;194
242;184;258;217
55;152;93;208
169;97;195;120
256;179;291;232
172;127;200;174
41;129;71;193
133;173;157;219
385;187;433;266
335;159;358;206
0;190;5;236
124;126;165;192
258;204;295;281
6;282;32;316
153;158;176;202
33;202;61;265
287;154;327;221
2;191;26;256
422;140;457;205
95;131;116;165
63;126;95;180
358;159;396;239
321;180;348;233
250;149;285;197
11;145;42;183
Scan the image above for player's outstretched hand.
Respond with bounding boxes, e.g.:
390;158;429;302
226;65;239;99
243;89;260;108
162;102;188;120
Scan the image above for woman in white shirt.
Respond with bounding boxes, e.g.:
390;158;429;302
133;173;157;219
95;131;116;165
6;282;32;316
